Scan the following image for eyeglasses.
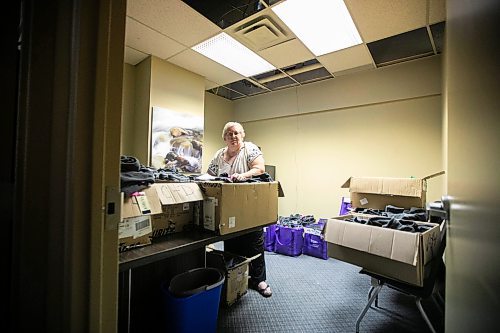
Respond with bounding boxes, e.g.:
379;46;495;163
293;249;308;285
225;131;241;137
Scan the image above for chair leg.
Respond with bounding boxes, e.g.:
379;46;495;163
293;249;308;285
356;283;384;333
369;277;381;307
415;297;437;333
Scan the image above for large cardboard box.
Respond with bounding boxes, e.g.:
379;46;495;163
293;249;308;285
325;215;441;286
342;171;444;210
198;182;278;235
150;183;204;239
206;248;256;307
120;187;163;252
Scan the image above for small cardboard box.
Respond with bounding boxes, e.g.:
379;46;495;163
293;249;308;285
342;171;444;210
325;215;441;286
206;248;257;306
149;183;204;239
120;187;163;251
118;215;153;252
198;182;278;235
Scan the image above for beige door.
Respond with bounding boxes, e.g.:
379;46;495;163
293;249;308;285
444;0;500;332
12;1;126;332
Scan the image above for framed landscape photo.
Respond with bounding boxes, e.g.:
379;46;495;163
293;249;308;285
150;106;204;173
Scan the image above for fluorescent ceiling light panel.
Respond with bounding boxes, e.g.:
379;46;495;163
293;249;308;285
272;0;362;56
192;32;275;77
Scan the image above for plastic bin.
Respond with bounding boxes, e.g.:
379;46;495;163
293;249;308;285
161;267;225;333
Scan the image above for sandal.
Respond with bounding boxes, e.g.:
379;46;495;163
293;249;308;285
254;283;272;298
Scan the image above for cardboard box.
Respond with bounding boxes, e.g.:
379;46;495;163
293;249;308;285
342;171;444;210
150;202;194;238
206;249;255;306
198;182;278;235
325;215;441;286
149;183;204;239
118;215;153;252
120;187;163;251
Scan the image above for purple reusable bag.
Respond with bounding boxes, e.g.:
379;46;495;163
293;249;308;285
302;219;328;260
339;197;352;215
264;224;277;252
274;225;304;257
302;233;328;260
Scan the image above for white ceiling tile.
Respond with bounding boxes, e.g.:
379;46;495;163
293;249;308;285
127;0;221;47
257;39;315;69
168;48;245;86
318;44;374;73
346;0;427;43
124;46;149;66
126;18;186;59
429;0;446;24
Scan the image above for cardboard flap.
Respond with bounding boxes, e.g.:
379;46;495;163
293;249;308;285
341;177;351;189
154;183;204;205
349;177;424;198
422;170;445;180
122;186;162;218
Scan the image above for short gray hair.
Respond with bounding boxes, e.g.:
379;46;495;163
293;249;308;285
222;122;245;139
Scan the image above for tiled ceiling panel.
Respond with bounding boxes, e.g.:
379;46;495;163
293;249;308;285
257;38;314;68
127;0;221;47
429;0;446;24
125;0;446;101
124;46;149;66
367;27;434;66
125;18;186;60
345;0;427;43
168;48;245;86
318;44;374;74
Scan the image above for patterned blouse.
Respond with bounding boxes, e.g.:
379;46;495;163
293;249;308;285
207;141;262;176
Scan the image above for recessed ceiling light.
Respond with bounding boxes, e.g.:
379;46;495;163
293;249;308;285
192;32;276;77
272;0;362;56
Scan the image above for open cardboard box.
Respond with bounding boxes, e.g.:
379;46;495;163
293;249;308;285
206;248;260;306
119;186;162;252
325;215;442;286
198;182;279;235
342;171;445;210
150;183;204;238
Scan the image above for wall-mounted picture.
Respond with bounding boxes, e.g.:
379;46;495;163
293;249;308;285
150;106;203;173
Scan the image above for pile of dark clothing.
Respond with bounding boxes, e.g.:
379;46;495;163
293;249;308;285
353;205;428;222
120;155;193;196
278;214;316;228
347;205;431;233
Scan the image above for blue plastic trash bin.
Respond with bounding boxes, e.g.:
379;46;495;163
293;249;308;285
161;267;225;333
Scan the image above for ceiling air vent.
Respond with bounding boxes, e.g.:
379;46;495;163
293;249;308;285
235;17;288;51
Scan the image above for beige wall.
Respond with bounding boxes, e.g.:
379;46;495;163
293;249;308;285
121;63;136;156
124;55;444;220
231;55;444;219
121;56;205;164
202;92;234;172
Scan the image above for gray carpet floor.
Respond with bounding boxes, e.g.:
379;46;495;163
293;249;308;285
217;251;444;333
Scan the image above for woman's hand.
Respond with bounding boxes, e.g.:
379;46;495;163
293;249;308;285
230;173;247;182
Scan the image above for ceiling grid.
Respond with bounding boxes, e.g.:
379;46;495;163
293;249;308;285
125;0;445;100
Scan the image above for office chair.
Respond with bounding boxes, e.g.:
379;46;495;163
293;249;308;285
355;224;446;333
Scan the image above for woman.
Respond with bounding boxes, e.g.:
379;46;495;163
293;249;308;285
207;121;272;298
